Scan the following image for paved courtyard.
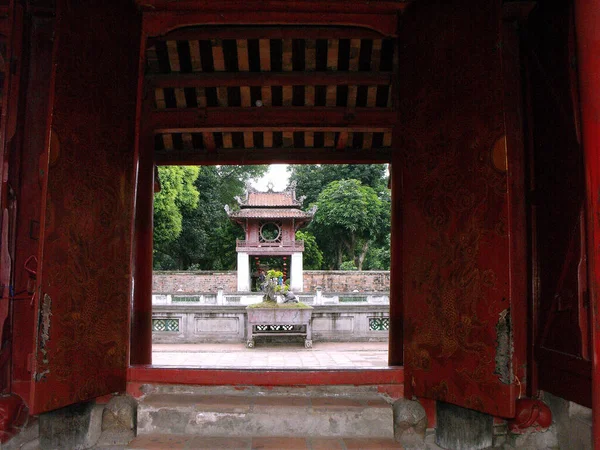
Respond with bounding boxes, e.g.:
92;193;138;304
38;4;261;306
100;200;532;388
152;342;389;369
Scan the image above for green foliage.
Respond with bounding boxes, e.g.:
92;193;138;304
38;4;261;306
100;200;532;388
295;230;323;269
311;179;389;270
153;166;200;252
153;163;390;272
153;165;267;270
340;260;358;270
266;269;283;279
288;164;388;207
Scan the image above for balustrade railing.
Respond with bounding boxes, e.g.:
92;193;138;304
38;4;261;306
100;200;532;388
235;239;305;251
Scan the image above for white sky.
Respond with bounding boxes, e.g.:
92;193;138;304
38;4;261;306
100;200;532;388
251;164;290;191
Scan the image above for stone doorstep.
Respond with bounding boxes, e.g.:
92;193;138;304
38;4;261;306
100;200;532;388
138;383;392;398
136;393;394;439
141;393;390;410
125;434;404;449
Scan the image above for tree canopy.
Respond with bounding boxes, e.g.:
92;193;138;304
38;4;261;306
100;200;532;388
288;164;388;207
310;179;389;270
153;166;201;252
153;164;390;271
153;165;267;270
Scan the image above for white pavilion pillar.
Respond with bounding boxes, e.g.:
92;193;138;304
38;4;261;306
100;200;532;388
290;252;303;292
237;252;250;292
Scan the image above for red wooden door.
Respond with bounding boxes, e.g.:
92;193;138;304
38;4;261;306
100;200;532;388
524;3;591;408
29;0;140;414
399;1;524;418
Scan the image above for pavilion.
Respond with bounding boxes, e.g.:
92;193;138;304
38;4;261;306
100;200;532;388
226;183;315;292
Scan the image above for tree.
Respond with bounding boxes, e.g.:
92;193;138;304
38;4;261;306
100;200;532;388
153;166;200;266
295;230;323;269
288;164;388;207
311;179;388;270
153;165;267;270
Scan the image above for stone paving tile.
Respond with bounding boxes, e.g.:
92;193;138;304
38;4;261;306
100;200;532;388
151;342;388;369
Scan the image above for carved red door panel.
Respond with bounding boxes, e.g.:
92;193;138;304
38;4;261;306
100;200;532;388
29;0;140;414
399;1;523;418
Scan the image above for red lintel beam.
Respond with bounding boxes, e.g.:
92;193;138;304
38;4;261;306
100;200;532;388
148;25;392;42
154;147;393;165
158;126;391;133
136;1;410;15
146;72;393;89
148;107;397;132
142;11;399;39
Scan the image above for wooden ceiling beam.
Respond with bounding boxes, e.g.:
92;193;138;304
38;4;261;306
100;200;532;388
148;25;390;42
154;147;393;165
148;107;397;132
146;72;393;88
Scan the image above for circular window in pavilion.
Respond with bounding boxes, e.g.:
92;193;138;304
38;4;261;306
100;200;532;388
260;222;282;242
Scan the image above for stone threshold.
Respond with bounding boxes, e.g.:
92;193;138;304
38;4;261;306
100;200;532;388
125;434;404;449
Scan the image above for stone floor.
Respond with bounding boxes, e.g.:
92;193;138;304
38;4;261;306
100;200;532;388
152;342;389;369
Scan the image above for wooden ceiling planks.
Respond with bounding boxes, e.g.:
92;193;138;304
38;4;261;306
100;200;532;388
143;24;398;163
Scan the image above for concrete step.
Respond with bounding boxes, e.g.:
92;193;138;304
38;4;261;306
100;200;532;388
126;434;403;449
136;391;394;439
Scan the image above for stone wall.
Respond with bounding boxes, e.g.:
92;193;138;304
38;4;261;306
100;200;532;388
302;271;390;292
153;270;390;294
153;271;237;293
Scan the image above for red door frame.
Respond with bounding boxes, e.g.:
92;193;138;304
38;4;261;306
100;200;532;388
574;0;600;447
127;6;406;387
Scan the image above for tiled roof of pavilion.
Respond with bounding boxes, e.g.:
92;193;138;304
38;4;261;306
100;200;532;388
235;182;305;208
226;183;316;224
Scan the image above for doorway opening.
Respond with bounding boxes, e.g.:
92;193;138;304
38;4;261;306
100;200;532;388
132;22;404;378
150;163;392;370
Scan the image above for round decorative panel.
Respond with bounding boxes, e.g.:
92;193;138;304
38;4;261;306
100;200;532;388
260;222;281;242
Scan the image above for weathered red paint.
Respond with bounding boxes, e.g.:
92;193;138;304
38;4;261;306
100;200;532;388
507;398;552;433
29;0;141;414
399;0;521;418
574;0;600;446
0;0;22;395
525;3;591;408
10;12;55;407
141;11;400;41
130;128;154;366
0;394;27;443
500;2;532;402
388;160;403;367
127;367;404;396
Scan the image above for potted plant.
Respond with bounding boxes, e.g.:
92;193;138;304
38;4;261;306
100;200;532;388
246;269;313;348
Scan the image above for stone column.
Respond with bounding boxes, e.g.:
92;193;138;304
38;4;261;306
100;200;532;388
237;252;250;292
290;252;303;292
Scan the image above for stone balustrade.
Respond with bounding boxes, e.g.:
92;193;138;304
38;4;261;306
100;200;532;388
152;293;390;344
